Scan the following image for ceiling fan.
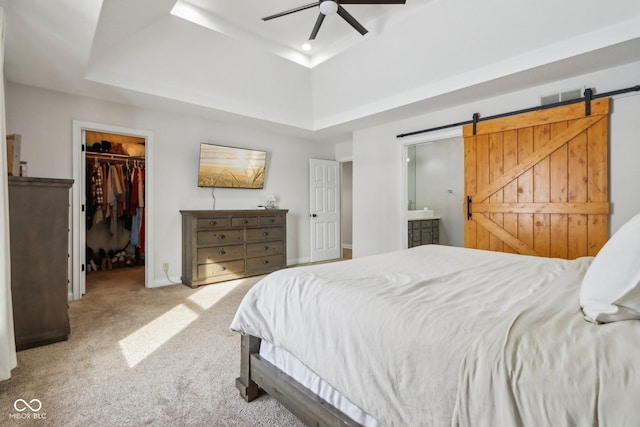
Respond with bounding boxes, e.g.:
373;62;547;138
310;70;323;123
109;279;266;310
262;0;407;41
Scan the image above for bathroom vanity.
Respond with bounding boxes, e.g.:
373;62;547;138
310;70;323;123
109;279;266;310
408;218;440;247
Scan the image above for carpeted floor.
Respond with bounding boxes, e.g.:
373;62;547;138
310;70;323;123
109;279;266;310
0;267;304;426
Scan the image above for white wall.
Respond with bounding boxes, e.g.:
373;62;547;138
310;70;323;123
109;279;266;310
352;60;640;257
311;0;640;129
4;82;334;286
352;124;404;258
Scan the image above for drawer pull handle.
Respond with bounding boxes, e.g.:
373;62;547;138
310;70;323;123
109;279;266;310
218;235;226;240
210;221;218;226
219;250;226;255
219;267;226;272
263;246;270;251
262;232;269;236
270;219;275;223
263;260;270;264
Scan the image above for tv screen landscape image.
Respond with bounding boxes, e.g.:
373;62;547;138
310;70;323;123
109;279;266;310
198;143;267;189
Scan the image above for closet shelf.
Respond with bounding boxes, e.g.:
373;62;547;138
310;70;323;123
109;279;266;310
86;152;145;161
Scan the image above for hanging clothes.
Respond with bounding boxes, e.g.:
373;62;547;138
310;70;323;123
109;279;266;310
137;166;144;208
85;155;145;264
139;205;145;255
106;164;124;235
101;163;109;218
93;161;104;224
86;164;94;229
130;166;139;215
129;165;145;251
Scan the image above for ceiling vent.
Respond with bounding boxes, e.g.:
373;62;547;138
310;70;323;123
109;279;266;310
540;87;584;106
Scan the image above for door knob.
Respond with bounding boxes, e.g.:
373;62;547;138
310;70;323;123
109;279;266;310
311;214;317;218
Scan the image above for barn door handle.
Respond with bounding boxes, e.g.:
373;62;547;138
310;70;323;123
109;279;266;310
467;196;472;220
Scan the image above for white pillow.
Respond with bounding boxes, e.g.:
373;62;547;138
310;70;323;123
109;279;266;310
580;213;640;323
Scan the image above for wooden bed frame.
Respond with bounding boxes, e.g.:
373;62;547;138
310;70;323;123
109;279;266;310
236;334;362;426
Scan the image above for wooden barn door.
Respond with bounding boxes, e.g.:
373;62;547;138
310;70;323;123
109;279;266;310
463;98;610;259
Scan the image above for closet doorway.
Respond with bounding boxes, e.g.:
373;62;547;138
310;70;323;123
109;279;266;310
71;121;154;300
85;131;146;293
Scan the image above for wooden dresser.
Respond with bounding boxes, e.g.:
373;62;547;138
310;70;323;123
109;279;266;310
181;209;288;287
408;218;440;247
8;176;73;350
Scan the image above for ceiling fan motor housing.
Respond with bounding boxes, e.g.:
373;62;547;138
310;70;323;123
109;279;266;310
319;1;339;15
262;1;407;40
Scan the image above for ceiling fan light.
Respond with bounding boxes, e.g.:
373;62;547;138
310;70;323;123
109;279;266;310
319;1;338;16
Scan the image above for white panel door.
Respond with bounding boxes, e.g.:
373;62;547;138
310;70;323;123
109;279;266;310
309;159;341;263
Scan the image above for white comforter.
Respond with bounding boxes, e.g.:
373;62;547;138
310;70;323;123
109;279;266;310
230;245;640;427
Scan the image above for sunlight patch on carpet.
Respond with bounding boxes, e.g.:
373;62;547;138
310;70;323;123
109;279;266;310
187;278;247;310
119;304;198;367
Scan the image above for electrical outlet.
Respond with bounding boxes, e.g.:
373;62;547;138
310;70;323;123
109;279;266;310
162;262;169;272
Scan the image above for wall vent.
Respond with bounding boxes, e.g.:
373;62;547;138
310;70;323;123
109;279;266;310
540;87;584;106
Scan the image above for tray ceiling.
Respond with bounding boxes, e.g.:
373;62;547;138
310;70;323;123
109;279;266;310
1;0;640;142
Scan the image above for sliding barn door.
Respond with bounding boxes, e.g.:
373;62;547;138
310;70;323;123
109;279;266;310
463;99;610;259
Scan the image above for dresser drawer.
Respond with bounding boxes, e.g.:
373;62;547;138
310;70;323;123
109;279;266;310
197;229;243;245
232;216;258;227
246;254;284;274
196;217;230;229
260;215;285;226
197;244;244;263
198;260;245;278
246;227;284;242
246;241;284;258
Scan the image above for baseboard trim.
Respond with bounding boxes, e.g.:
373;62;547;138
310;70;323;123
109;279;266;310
287;257;310;266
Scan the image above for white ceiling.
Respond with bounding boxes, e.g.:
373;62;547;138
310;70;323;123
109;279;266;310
1;0;640;143
172;0;427;67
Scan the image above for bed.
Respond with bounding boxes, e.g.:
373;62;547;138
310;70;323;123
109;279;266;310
230;214;640;427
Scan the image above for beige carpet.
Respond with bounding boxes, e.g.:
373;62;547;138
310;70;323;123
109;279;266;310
0;267;304;426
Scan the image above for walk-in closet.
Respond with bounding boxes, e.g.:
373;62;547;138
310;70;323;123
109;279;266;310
84;131;146;291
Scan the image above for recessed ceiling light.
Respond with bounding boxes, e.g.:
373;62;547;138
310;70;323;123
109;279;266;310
301;43;312;51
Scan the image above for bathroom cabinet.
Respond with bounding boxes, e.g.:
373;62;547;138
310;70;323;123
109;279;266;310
408;218;440;247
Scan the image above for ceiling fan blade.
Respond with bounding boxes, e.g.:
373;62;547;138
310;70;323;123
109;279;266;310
337;5;368;36
309;13;326;40
262;2;320;21
339;0;406;4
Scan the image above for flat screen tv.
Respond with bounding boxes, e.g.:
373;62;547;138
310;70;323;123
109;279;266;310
197;143;267;189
